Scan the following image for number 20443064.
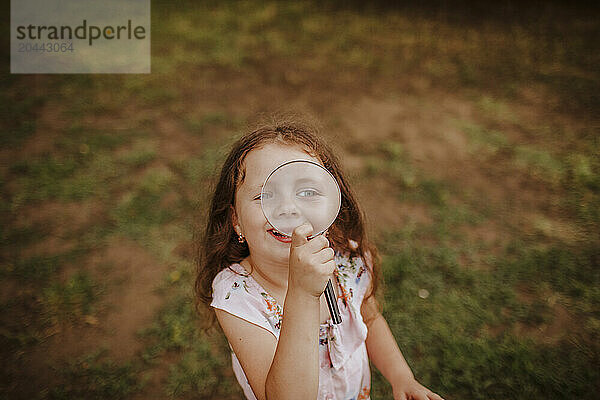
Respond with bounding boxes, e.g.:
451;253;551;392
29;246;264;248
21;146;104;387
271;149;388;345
18;42;74;52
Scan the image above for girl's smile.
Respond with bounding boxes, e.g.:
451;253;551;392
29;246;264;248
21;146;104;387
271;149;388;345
267;228;292;243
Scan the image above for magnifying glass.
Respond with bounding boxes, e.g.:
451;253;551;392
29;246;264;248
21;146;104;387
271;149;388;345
261;159;342;324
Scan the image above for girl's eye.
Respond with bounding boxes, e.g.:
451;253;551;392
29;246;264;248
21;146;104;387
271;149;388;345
254;192;272;201
297;189;319;198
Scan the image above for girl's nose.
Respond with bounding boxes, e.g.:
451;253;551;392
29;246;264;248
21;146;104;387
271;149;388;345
276;199;299;217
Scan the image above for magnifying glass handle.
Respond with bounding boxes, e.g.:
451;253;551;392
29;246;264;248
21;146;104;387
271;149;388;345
323;279;342;324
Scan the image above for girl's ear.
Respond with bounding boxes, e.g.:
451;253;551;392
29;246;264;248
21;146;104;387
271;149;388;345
230;205;241;235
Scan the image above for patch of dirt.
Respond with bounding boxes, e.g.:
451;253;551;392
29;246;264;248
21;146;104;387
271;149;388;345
155;117;205;160
9;237;168;398
354;175;434;240
15;197;101;229
525;212;585;243
335;90;584;247
458;220;506;263
170;70;582;251
13;200;106;257
513;303;575;344
17;102;68;157
0;82;68;168
487;285;576;344
88;237;168;360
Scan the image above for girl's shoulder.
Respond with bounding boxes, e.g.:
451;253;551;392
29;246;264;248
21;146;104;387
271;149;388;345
211;263;282;337
211;263;255;302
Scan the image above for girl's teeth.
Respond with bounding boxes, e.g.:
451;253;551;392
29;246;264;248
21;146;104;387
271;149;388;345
269;229;289;239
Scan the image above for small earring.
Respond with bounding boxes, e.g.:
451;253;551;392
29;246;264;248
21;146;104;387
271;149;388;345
237;233;245;243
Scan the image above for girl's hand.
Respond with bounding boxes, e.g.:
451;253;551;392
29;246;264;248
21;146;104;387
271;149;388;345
288;223;336;298
392;378;445;400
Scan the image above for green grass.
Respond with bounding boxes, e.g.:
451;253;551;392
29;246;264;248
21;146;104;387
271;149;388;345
58;123;130;154
372;239;600;400
48;350;140;400
458;121;510;157
116;139;158;168
139;290;242;398
183;112;232;136
7;128;144;207
0;91;44;148
1;1;598;399
369;152;599;399
111;165;178;240
41;272;102;326
476;96;519;123
9;156;80;202
147;0;599;113
513;145;565;184
165;341;230;398
2;248;88;282
365;141;418;188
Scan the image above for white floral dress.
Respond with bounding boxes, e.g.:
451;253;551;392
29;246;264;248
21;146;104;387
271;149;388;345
211;253;372;400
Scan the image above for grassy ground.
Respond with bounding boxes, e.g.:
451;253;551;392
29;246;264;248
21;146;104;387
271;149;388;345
1;1;599;399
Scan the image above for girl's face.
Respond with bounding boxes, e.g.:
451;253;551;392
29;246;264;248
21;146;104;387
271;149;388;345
233;142;321;264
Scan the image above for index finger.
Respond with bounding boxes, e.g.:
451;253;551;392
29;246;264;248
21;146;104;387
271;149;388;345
291;222;314;248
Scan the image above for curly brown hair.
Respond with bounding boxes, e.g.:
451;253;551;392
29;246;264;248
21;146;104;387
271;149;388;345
194;117;380;327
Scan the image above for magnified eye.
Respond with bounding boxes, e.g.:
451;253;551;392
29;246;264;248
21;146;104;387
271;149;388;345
296;188;319;198
256;191;272;201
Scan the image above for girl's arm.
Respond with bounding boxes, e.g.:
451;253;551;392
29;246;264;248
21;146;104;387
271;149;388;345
264;283;321;399
361;296;445;400
215;290;321;400
266;224;335;399
216;224;334;400
215;309;278;399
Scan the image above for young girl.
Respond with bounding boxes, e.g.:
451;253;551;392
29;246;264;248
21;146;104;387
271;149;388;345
196;119;444;400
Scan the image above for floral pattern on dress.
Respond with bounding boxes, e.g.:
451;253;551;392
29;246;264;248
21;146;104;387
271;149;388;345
224;279;250;300
319;325;328;335
345;386;370;400
334;254;367;308
356;386;370;400
260;291;283;330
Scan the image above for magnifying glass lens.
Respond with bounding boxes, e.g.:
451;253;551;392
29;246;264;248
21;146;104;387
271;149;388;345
261;160;341;237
